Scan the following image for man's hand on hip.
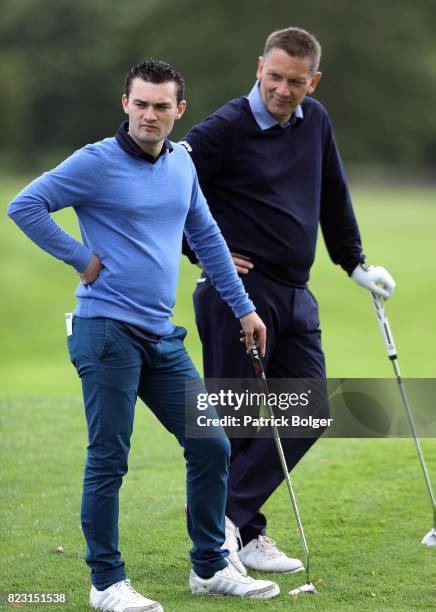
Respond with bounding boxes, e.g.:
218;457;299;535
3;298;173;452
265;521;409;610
79;255;103;285
239;312;266;357
231;252;254;275
351;263;396;299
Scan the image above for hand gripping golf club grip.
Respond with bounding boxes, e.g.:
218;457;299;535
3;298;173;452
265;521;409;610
371;293;397;359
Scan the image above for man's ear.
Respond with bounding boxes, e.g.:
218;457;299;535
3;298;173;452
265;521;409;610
175;99;187;120
121;94;129;114
256;56;264;81
307;72;322;95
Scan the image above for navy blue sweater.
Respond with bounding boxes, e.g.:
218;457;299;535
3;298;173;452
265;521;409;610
182;86;364;286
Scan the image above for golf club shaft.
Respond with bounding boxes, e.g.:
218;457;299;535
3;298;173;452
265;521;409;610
251;344;313;584
371;293;436;527
391;359;436;526
267;412;311;584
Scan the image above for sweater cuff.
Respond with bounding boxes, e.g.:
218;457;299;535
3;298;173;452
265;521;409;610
232;300;255;319
343;254;365;276
69;242;94;273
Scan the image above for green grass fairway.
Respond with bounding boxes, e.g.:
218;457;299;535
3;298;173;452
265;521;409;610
1;399;435;611
1;180;436;610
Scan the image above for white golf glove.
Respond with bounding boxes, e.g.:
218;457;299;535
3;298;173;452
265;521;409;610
351;263;396;300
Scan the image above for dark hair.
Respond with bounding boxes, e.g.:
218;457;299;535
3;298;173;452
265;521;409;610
263;27;321;74
125;58;185;104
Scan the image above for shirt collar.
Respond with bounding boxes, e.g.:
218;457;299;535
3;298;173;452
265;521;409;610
115;121;173;163
246;80;304;131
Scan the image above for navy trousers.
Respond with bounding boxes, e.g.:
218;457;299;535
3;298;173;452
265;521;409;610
68;316;230;590
194;270;328;546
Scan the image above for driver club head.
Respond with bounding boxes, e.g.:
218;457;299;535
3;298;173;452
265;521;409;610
289;582;318;596
422;528;436;546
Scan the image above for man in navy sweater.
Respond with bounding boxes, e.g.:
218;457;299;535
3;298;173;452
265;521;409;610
8;59;281;610
182;28;396;574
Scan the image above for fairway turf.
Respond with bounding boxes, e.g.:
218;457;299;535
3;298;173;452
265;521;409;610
1;398;435;611
1;181;436;610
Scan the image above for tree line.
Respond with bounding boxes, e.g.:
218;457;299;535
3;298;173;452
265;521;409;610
1;0;435;171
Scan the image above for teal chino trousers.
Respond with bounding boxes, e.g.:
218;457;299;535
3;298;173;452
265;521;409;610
67;316;230;590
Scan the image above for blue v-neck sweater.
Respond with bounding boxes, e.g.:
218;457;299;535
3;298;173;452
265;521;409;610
8;137;254;336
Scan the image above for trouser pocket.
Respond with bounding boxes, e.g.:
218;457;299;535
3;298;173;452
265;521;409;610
67;316;108;370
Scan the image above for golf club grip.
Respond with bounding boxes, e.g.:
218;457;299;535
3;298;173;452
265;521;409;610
371;293;397;359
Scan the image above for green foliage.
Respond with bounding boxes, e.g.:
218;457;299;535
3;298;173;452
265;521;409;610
1;0;436;169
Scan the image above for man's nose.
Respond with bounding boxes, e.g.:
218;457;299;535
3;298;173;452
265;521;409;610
142;107;158;121
276;82;291;98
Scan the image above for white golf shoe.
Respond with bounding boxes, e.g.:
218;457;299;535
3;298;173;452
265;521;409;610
90;579;163;611
238;535;304;573
222;516;247;575
189;563;279;599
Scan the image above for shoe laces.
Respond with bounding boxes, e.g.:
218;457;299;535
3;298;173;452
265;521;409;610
220;564;254;584
256;536;285;559
112;579;142;602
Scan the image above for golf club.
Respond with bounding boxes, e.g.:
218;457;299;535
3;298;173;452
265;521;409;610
371;292;436;546
250;343;317;595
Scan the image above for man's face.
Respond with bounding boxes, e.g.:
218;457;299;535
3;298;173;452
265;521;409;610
256;48;321;125
122;78;186;155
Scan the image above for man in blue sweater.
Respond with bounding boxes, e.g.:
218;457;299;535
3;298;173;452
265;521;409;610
8;59;280;610
182;28;396;574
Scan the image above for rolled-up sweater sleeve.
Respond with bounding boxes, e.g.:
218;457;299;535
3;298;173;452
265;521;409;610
7;145;101;273
184;162;254;319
